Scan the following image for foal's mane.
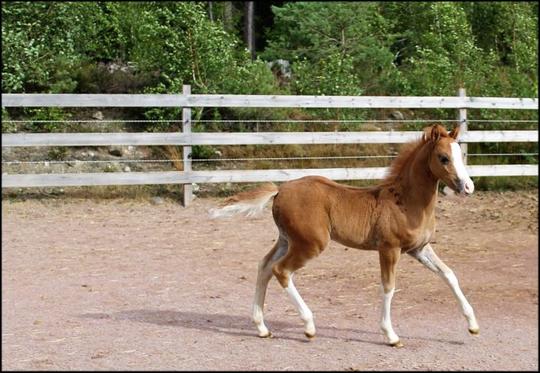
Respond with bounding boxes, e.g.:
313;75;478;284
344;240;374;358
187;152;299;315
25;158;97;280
379;138;427;186
379;124;451;186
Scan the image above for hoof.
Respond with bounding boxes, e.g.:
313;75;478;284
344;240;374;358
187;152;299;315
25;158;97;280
304;331;316;339
390;340;404;348
258;331;273;338
468;328;480;335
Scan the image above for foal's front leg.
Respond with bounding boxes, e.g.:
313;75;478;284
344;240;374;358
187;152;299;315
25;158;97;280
408;243;480;335
378;247;403;347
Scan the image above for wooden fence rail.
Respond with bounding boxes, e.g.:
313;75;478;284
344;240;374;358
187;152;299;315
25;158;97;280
2;130;538;147
3;93;537;109
2;88;537;206
3;165;537;189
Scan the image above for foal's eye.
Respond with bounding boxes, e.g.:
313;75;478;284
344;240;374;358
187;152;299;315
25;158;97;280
438;155;450;165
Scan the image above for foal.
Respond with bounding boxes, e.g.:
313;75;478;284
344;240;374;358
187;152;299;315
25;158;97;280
210;124;479;347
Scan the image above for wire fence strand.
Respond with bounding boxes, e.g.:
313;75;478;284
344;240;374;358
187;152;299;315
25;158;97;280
2;153;537;166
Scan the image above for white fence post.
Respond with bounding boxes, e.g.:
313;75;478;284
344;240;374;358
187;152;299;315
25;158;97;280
182;85;193;206
458;87;468;164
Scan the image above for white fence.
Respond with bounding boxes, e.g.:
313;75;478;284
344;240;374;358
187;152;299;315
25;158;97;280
2;87;538;206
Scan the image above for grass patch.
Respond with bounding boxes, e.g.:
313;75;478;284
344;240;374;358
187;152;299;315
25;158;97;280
472;176;538;191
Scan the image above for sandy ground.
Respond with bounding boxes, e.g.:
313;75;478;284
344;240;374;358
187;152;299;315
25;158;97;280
1;189;538;370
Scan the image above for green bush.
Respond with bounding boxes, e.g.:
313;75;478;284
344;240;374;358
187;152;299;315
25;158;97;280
1;108;17;133
23;108;71;133
47;147;68;161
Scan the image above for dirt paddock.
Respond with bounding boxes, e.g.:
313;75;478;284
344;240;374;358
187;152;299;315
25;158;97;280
2;189;538;370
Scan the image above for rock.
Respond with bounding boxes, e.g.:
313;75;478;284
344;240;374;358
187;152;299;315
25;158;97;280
92;111;104;120
123;166;131;172
108;146;126;157
389;110;404;120
363;123;382;131
267;59;291;79
150;196;164;205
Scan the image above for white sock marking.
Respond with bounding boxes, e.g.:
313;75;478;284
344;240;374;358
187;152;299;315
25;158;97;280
380;286;399;344
443;270;479;330
252;303;269;336
285;279;315;336
411;244;479;332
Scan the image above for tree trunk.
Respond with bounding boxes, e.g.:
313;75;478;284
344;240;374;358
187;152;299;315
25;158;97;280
223;2;233;32
244;1;255;60
208;2;214;22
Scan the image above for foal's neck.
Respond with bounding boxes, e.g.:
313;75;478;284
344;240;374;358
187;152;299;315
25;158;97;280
393;142;439;212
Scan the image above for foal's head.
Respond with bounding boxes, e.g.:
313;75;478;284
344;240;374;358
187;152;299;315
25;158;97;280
424;124;474;196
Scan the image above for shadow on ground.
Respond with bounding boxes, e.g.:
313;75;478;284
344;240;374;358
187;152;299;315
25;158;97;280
80;309;465;346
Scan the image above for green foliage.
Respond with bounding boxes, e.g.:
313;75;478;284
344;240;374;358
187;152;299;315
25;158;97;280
292;53;362;96
192;145;216;160
122;2;279;97
75;61;157;94
381;1;537;97
264;2;403;95
380;2;486;95
2;2;277;97
2;108;17;133
263;1;537;100
25;108;71;133
2;2;80;92
47;147;68;161
4;1;535;100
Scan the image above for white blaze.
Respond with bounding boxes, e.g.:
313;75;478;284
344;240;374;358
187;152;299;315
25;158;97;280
450;142;474;194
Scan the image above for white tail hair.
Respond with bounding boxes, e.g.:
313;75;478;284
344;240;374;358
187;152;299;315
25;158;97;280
209;183;279;219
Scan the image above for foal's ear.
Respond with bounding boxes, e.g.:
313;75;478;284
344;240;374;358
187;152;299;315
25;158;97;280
449;125;460;140
423;125;444;143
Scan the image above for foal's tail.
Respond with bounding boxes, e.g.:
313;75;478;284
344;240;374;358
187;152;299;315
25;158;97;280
209;183;279;219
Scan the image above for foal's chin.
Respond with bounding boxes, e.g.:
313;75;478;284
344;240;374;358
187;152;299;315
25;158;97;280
455;189;473;198
444;183;472;198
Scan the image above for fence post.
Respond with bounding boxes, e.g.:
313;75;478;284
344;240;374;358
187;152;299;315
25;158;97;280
457;87;468;165
182;85;193;206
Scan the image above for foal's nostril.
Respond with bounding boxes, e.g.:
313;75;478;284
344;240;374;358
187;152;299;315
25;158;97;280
462;179;475;195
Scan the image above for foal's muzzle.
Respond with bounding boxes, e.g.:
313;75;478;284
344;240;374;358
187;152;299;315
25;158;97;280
454;178;474;196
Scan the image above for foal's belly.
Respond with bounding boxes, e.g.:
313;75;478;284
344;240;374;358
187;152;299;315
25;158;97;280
330;224;434;252
329;231;380;251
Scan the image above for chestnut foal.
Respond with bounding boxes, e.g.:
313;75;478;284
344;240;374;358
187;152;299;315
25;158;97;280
210;124;479;347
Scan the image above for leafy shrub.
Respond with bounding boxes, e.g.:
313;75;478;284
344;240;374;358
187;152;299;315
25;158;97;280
21;108;71;133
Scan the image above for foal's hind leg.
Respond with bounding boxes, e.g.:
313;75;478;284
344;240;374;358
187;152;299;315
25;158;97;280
252;235;288;337
378;247;403;347
272;243;320;339
408;243;479;335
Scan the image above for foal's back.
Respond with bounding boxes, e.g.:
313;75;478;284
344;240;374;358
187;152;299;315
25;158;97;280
272;176;391;252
